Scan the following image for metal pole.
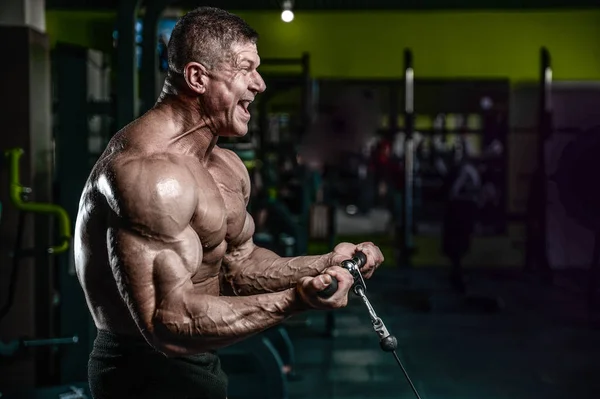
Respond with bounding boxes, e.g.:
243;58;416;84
402;48;415;267
537;47;552;282
115;0;141;131
301;52;311;138
54;44;91;384
140;0;173;115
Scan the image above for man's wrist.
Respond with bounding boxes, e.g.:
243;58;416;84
287;287;309;314
325;251;337;269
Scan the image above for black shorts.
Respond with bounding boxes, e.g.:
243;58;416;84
88;329;228;399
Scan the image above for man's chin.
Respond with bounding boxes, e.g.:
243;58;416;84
218;125;249;138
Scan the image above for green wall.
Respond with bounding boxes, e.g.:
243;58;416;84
46;9;600;81
46;11;115;52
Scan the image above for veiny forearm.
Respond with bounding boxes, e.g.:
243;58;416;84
224;246;333;296
152;286;304;356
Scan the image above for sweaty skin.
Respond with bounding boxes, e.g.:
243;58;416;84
74;41;383;357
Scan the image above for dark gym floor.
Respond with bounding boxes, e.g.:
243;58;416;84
283;267;600;399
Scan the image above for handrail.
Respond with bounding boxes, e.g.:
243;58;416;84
4;148;71;254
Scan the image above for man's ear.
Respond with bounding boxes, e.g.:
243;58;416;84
183;62;209;94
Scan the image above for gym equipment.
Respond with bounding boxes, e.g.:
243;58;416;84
4;148;71;254
263;326;299;379
318;251;422;399
0;29;55;387
0;336;79;357
552;125;600;310
0;149;84;398
255;57;315;258
0;383;90;399
1;148;72;321
521;47;585;280
114;0;139;131
256;53;312;152
218;333;289;399
138;0;172;116
531;47;553;282
401;49;416;267
520;47;600;310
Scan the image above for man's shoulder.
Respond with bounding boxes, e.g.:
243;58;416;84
108;152;195;183
214;146;250;175
214;146;251;188
99;152;199;218
215;146;244;165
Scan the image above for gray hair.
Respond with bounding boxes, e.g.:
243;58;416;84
167;6;258;75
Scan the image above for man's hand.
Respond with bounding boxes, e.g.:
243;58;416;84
295;266;354;310
330;242;384;279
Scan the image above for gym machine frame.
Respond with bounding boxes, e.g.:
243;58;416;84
0;148;82;398
536;47;553;283
537;48;600;310
401;49;415;267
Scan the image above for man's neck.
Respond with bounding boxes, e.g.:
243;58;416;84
153;89;219;162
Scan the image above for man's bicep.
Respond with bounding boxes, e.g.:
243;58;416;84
221;211;283;294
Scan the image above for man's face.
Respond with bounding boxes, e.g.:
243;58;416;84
201;41;266;137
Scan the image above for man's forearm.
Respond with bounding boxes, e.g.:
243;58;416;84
152;287;305;356
223;245;332;296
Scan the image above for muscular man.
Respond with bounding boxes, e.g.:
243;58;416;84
74;7;384;399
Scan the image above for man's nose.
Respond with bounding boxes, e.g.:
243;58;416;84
250;71;267;94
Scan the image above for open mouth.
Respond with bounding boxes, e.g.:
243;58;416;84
238;100;251;117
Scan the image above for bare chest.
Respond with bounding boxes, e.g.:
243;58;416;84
189;162;247;263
